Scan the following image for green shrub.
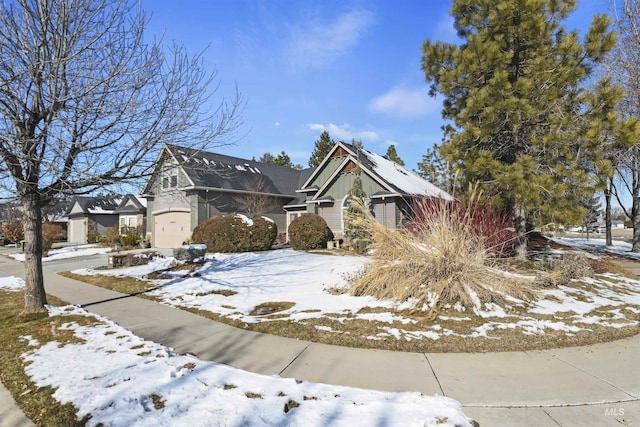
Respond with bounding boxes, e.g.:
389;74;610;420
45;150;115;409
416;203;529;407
192;214;277;253
95;235;106;243
624;220;632;229
120;231;141;247
288;214;331;250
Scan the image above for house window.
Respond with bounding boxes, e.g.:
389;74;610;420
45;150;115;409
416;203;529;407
162;166;178;189
341;195;351;232
119;215;138;234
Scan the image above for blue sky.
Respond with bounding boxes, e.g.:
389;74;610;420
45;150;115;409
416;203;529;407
141;0;610;171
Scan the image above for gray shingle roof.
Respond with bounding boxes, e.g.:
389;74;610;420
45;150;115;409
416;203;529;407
115;195;147;214
65;196;122;216
343;142;453;200
164;144;309;198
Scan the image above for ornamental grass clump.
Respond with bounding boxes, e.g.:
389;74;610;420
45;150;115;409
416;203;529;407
348;197;537;317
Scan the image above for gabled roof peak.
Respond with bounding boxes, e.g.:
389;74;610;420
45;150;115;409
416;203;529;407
300;140;453;200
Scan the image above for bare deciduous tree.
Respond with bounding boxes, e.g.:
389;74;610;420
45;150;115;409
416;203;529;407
232;178;282;219
606;0;640;250
0;0;242;313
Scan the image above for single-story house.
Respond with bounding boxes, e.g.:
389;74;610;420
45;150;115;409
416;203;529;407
283;141;454;239
65;195;122;244
115;194;148;236
66;194;148;244
142;142;452;248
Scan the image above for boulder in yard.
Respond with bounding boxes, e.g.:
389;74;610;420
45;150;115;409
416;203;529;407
173;244;207;262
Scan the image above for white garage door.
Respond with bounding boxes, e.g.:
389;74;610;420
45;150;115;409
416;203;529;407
153;211;190;248
68;217;87;244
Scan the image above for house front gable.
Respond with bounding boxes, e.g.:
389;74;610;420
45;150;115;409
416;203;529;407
299;143;354;192
289;141;452;239
143;150;193;197
142;144;308;248
66;200;86;217
118;196;145;212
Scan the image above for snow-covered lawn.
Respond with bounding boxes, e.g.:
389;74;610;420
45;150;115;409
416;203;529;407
9;244;112;262
552;236;640;260
0;279;472;427
72;246;640;341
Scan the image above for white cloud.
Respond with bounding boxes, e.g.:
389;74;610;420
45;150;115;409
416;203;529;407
368;85;439;119
384;139;399;147
274;121;281;127
433;14;459;44
287;10;375;70
308;123;380;142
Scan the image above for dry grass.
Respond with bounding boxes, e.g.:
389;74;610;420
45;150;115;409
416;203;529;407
57;255;640;353
0;291;91;426
347;198;537;317
249;302;296;316
59;272;157;295
149;393;165;410
534;253;594;287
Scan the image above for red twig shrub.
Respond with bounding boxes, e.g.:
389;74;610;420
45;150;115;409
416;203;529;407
1;221;24;243
408;198;515;257
42;222;66;252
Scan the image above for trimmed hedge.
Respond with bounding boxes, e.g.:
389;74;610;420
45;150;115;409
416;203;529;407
288;214;332;250
192;214;277;253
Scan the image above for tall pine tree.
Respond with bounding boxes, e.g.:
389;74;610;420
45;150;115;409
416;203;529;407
344;167;371;254
422;0;631;254
383;144;405;165
308;131;336;167
259;151;302;169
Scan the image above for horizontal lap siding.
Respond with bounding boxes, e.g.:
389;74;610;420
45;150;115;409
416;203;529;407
318;204;343;236
371;199;398;229
153;192;191;213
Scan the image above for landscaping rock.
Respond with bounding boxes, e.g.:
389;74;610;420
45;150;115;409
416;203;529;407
173;244;207;262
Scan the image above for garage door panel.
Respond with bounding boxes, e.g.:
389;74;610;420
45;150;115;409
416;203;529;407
153;212;190;248
68;218;86;244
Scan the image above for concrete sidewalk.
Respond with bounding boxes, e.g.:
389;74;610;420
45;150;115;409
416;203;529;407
0;256;638;427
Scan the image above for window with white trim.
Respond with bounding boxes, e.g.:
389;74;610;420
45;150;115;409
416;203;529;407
161;165;178;189
119;215;138;234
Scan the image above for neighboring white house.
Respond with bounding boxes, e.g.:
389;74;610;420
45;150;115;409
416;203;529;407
65;195;147;244
65;196;122;244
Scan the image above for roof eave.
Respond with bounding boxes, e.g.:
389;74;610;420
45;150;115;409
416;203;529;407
180;185;295;199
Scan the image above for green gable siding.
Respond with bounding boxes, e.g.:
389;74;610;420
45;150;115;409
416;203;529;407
318;172;387;201
307;158;343;189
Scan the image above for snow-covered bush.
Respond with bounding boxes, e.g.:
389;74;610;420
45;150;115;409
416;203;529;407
192;214;277;253
288;214;332;250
